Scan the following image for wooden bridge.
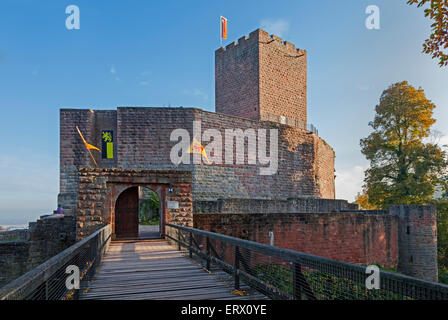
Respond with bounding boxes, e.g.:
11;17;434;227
2;223;448;300
80;240;266;300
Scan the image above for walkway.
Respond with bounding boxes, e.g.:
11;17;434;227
80;240;267;300
138;225;160;239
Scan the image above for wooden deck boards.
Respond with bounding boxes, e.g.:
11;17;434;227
80;240;268;300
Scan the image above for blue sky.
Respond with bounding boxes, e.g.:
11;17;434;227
0;0;447;225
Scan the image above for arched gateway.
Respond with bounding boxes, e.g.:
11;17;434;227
115;187;139;238
75;168;193;241
114;186;161;239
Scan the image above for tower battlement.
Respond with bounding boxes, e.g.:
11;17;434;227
215;28;307;125
216;29;306;56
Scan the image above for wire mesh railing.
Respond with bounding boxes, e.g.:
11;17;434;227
0;225;111;300
166;223;448;300
261;113;318;135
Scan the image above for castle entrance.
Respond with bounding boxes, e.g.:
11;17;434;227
114;186;162;239
115;187;139;238
75;168;192;241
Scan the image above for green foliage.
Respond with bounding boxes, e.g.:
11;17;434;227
255;263;293;296
360;81;447;209
407;0;448;67
0;238;20;242
255;263;410;300
360;81;448;283
355;191;377;210
139;190;160;225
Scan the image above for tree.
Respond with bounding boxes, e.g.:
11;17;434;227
355;191;377;210
407;0;448;67
139;190;160;224
360;81;447;209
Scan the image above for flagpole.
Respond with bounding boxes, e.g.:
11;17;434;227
76;126;99;168
87;147;99;168
219;16;222;46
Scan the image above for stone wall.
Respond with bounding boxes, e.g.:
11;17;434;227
76;168;193;240
60;107;336;205
215;29;307;125
194;212;398;269
314;136;335;198
215;29;260;121
59;109;95;217
0;241;29;287
28;216;77;267
194;198;358;214
193;204;439;282
0;229;28;241
258;30;307;125
194;109;335;199
0;215;76;288
390;205;438;282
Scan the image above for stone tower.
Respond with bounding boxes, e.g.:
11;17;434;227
390;205;438;282
215;29;307;127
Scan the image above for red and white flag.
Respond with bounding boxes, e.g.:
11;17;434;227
220;16;228;40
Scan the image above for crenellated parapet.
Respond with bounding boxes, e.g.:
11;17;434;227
216;28;306;57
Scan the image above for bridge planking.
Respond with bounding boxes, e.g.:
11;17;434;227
80;240;268;300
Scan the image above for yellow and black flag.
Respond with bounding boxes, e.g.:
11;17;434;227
101;130;114;159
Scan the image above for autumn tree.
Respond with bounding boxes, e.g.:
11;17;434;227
360;81;447;209
407;0;448;67
355;191;377;210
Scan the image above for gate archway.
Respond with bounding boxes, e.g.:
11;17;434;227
115;187;139;238
75;168;192;241
138;187;161;239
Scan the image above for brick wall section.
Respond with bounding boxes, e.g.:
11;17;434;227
194;198;358;214
59;109;96;216
0;229;28;241
0;216;76;288
194;212;398;268
258;30;307;125
76;168;193;240
0;241;29;287
215;29;307;125
60;107;336;203
215;30;260;120
313;136;335;198
117;107;195;170
194;109;335;199
27;216;77;267
390;205;438;282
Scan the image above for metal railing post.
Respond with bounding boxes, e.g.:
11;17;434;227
177;229;181;250
206;237;211;270
234;246;240;290
74;288;80;300
45;280;49;300
293;262;302;300
189;233;193;258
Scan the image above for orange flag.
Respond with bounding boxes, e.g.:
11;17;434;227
76;126;99;167
76;126;100;151
188;137;211;164
221;16;228;39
